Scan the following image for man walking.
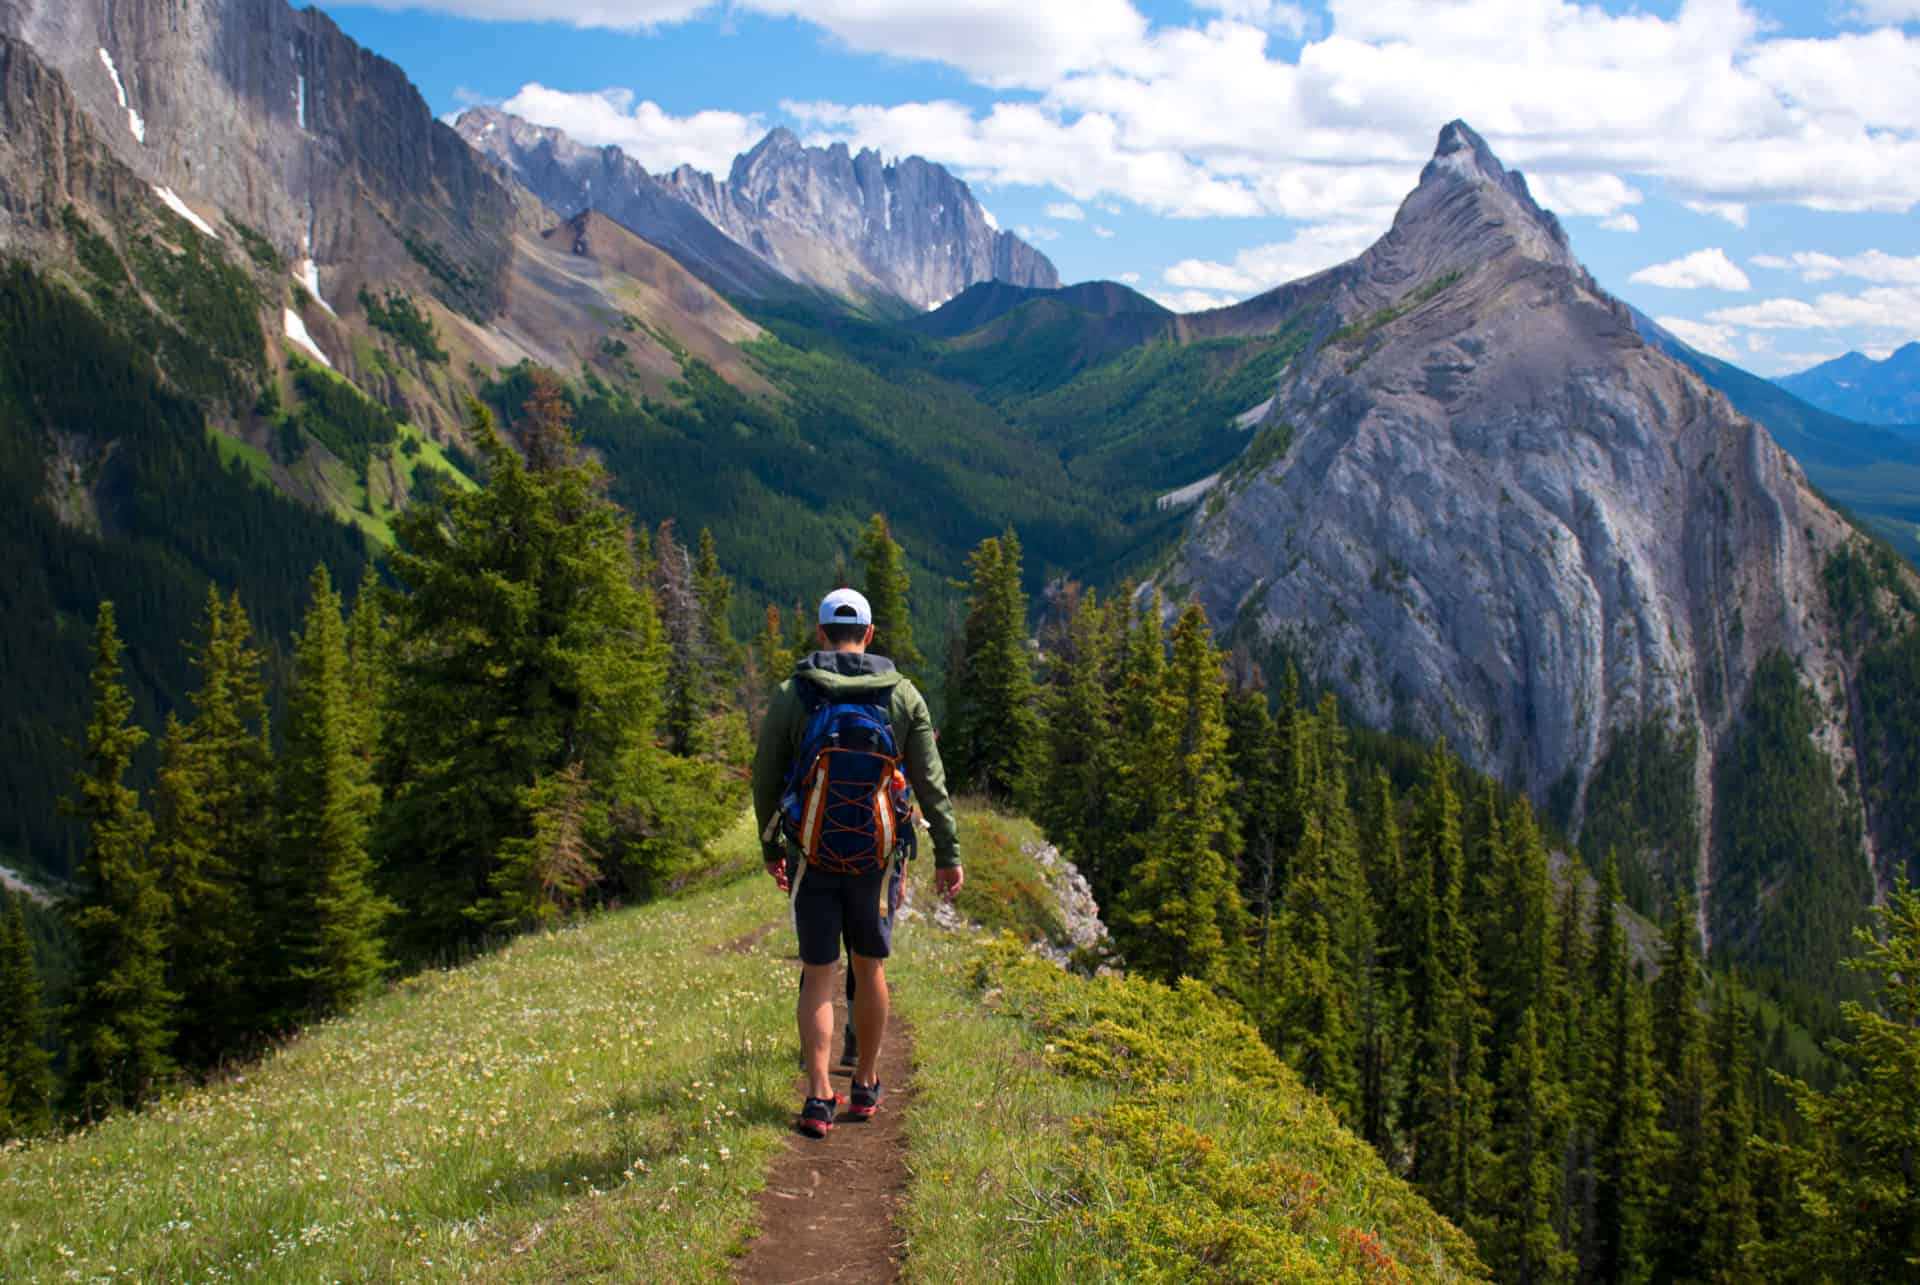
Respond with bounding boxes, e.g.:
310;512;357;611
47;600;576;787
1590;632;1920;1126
753;588;963;1137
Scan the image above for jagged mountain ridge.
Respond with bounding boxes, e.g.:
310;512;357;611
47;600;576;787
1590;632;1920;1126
465;110;1060;313
1162;121;1899;945
1779;342;1920;429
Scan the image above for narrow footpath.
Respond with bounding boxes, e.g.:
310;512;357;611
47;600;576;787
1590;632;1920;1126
735;959;917;1285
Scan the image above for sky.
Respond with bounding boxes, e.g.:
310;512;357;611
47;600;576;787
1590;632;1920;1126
326;0;1920;377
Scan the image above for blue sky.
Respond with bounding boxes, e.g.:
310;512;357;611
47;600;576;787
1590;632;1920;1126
329;0;1920;376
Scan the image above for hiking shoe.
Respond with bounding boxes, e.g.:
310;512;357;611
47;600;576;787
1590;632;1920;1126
847;1080;884;1121
798;1093;843;1138
839;1026;859;1068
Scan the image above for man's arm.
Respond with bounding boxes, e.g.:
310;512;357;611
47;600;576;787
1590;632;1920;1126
751;682;799;868
896;682;962;871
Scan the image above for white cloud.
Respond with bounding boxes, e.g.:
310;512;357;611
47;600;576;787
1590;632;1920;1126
1045;201;1086;220
1093;224;1117;238
1149;286;1242;312
1708;285;1920;332
410;0;1920;229
1682;200;1749;228
1013;223;1060;242
1120;271;1142;283
1190;1;1311;36
500;83;763;172
1164;220;1384;293
1628;248;1752;291
1852;2;1920;23
1599;213;1640;232
1656;316;1741;360
1747;249;1920;285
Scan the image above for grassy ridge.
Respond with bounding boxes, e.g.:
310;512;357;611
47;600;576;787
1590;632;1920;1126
2;807;1481;1282
0;814;798;1283
890;864;1487;1282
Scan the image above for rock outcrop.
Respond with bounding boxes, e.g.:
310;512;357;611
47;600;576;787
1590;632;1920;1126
1163;122;1876;926
3;0;517;317
454;107;789;301
660;126;1058;311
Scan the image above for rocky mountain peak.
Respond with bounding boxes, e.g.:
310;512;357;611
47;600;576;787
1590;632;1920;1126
1163;124;1884;946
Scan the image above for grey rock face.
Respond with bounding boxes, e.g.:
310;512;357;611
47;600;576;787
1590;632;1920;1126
1164;122;1869;919
454;107;787;301
657;126;1059;310
3;0;517;316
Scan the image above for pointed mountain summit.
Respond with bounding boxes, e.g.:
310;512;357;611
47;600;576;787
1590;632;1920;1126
1778;340;1920;427
1162;121;1907;954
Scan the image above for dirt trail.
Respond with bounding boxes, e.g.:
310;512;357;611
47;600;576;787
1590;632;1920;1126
736;960;916;1285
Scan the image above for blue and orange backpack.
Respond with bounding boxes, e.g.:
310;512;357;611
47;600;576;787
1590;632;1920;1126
773;687;916;875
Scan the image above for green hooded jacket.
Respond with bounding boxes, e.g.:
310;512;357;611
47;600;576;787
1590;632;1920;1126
751;651;961;869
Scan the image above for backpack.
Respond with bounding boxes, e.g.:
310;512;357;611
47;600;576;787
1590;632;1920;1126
775;687;916;876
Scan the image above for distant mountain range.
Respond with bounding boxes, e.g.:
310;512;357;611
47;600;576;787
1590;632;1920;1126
1777;343;1920;430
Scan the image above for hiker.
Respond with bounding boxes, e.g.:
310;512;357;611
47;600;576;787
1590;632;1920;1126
753;587;963;1138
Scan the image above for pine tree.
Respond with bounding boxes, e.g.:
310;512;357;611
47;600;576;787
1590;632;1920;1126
1112;602;1248;990
944;530;1038;803
345;569;391;784
1753;880;1920;1280
1486;1008;1577;1285
280;565;394;1017
1649;892;1715;1285
1482;796;1558;1079
1034;587;1111;880
1358;767;1414;1152
474;761;601;930
694;527;740;673
382;396;670;949
61;603;174;1117
1224;675;1281;961
1105;587;1167;888
1700;976;1760;1282
0;894;53;1137
152;589;273;1062
1582;852;1659;1285
654;521;713;757
855;513;924;681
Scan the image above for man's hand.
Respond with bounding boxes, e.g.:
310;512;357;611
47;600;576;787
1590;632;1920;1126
766;859;790;893
935;865;964;902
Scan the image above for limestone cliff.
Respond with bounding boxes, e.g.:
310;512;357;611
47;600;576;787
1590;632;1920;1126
1163;122;1891;933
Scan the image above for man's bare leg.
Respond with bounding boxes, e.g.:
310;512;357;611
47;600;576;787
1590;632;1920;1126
849;952;888;1087
798;961;839;1100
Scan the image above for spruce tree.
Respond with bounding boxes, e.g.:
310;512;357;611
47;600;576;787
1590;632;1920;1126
1105;587;1167;887
1224;677;1280;960
1112;602;1248;989
654;521;713;757
694;527;741;674
1583;853;1659;1285
474;761;601;930
1700;976;1759;1282
855;513;924;681
1649;892;1715;1285
152;589;273;1062
1753;880;1920;1280
0;894;53;1136
944;530;1038;803
382;396;669;948
1358;767;1414;1152
280;565;394;1017
1486;1008;1577;1285
1034;587;1111;881
62;602;175;1117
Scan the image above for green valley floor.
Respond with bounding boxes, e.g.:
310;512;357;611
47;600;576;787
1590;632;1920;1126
0;808;1484;1283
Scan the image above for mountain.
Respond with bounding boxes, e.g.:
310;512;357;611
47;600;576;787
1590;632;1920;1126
452;108;790;302
1160;120;1907;969
1778;342;1920;429
656;126;1058;312
1631;312;1920;565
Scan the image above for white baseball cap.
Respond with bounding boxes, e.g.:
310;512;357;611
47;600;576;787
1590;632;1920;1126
818;587;872;626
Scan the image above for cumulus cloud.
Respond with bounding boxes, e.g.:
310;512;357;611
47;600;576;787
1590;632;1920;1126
1190;1;1312;36
1748;249;1920;284
1656;316;1742;360
1851;3;1920;29
1045;201;1087;220
1164;220;1385;293
1014;223;1060;242
1093;224;1117;238
1708;285;1920;332
1628;248;1752;291
499;84;763;172
413;1;1920;230
1149;286;1242;312
1600;213;1640;232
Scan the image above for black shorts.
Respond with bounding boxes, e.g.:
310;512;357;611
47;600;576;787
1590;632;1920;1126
790;856;906;966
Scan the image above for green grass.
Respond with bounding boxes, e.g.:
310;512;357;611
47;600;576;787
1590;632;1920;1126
207;431;274;489
947;802;1069;946
0;814;800;1283
888;918;1488;1283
